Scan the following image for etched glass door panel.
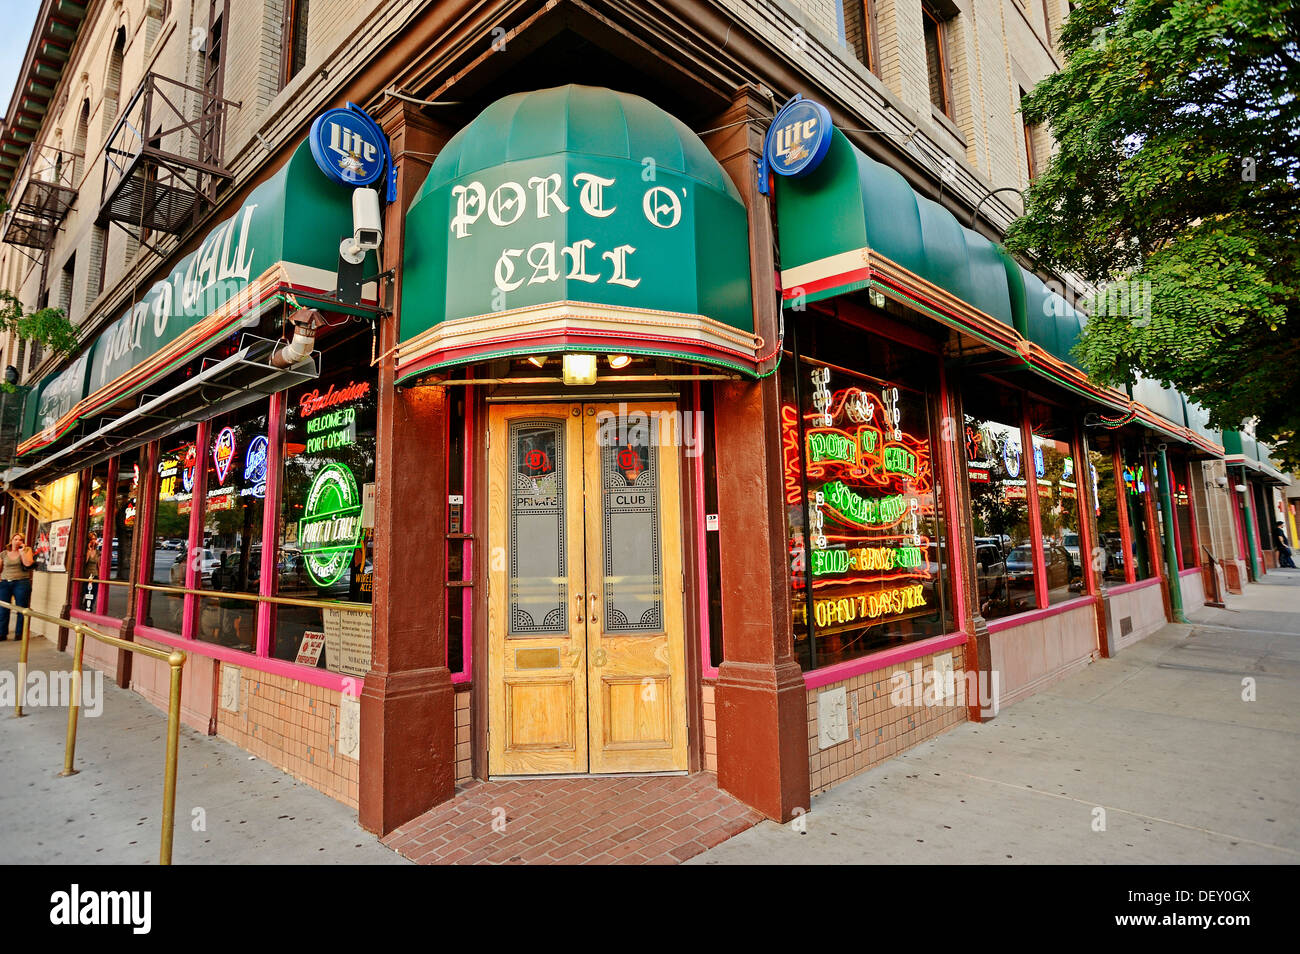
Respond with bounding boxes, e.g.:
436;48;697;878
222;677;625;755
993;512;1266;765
600;434;663;634
509;421;567;637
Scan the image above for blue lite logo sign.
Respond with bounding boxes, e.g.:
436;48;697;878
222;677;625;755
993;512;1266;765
308;104;397;201
758;95;834;194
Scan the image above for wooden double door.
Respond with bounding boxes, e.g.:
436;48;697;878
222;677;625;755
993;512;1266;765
487;402;688;776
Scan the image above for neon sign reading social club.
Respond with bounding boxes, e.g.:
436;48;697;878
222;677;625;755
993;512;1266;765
300;462;363;586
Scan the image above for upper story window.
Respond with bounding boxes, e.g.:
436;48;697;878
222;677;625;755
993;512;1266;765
282;0;311;87
839;0;881;77
922;2;953;118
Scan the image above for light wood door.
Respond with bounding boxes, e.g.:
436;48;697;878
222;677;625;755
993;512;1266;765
487;404;589;775
487;401;687;776
581;402;687;773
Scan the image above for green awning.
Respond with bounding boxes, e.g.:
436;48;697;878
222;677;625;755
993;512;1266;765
776;128;1015;331
395;85;757;380
18;139;369;458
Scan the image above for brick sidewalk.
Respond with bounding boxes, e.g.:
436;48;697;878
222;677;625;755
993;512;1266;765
382;774;762;864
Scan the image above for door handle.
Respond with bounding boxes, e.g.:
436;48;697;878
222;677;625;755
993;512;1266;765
574;592;585;624
588;592;599;625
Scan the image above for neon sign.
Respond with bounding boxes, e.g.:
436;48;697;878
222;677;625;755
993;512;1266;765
244;435;269;499
812;583;927;629
212;427;236;484
811;546;925;576
181;445;197;494
305;407;357;454
300;462;363;586
299;380;372;419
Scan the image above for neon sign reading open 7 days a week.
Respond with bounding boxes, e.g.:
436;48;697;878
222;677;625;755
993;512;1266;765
812;583;927;628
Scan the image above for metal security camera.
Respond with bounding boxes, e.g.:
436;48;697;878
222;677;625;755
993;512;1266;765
340;187;382;264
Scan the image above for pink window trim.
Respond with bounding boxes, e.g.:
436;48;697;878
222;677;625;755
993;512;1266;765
133;623;360;694
984;594;1096;634
802;630;970;690
1178;567;1200;578
1104;576;1161;596
70;608;123;631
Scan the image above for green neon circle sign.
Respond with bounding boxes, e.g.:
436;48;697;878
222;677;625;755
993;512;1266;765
299;462;362;586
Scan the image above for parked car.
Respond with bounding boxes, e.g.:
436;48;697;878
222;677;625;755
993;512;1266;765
160;538;185;551
170;546;222;586
1006;543;1073;592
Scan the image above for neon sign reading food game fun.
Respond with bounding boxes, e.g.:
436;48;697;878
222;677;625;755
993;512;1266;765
792;363;941;635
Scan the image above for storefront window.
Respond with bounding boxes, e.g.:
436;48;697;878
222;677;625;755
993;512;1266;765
1029;405;1084;603
80;463;109;614
1087;436;1126;583
195;405;268;651
1121;441;1157;580
105;452;141;619
1172;459;1197;569
142;432;197;634
782;319;952;670
273;338;377;675
965;388;1036;618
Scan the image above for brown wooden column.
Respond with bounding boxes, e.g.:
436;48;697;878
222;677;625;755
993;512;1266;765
701;87;809;822
359;100;457;835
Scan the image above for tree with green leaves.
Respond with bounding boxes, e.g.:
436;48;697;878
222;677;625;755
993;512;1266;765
1005;0;1300;467
0;288;79;391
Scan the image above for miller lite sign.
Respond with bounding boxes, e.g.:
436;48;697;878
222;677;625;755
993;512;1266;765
309;104;397;200
759;95;834;194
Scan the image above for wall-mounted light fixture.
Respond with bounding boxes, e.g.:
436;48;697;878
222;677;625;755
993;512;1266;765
607;354;631;370
562;354;598;386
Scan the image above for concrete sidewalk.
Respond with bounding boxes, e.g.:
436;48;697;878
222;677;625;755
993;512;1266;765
692;570;1300;864
0;637;404;865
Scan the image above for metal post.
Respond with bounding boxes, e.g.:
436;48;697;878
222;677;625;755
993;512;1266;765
1156;445;1189;623
159;649;186;865
59;627;85;776
1239;473;1262;582
14;610;31;717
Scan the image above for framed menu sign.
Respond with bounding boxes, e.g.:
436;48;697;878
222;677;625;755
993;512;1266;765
782;336;951;669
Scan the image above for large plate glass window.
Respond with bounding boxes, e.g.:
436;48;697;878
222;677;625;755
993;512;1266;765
1121;439;1157;580
273;330;377;675
781;317;952;670
141;430;199;633
1087;433;1126;583
195;405;269;651
105;452;141;619
964;386;1036;618
1029;402;1084;603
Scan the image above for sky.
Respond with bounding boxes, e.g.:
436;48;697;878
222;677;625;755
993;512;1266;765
0;0;43;119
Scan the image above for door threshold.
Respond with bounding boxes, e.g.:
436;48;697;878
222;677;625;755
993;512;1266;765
489;771;690;781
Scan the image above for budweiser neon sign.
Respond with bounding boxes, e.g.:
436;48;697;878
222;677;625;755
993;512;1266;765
299;380;371;419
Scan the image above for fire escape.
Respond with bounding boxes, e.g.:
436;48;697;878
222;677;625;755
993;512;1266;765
0;145;80;267
97;4;238;253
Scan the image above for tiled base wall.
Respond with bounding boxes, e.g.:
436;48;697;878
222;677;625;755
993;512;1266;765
989;603;1099;708
455;688;472;784
131;639;218;735
216;666;360;810
1180;570;1206;608
1108;584;1168;653
807;644;968;795
702;682;717;773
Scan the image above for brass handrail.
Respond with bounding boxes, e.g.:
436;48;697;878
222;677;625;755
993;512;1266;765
136;582;373;612
2;599;186;865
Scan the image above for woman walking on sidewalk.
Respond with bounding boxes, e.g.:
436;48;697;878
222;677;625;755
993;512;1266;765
0;532;35;640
